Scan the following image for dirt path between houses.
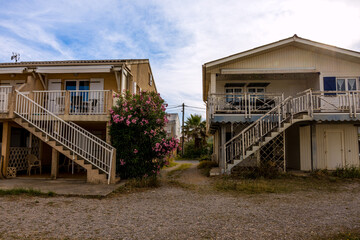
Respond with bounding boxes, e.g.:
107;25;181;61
162;160;212;186
0;161;360;240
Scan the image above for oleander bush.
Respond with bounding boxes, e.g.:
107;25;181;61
109;91;180;179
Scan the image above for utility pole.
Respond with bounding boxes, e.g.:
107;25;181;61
181;103;185;156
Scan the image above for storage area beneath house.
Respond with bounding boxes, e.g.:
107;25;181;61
287;122;360;171
2;123;87;180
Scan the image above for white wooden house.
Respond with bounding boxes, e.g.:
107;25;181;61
203;35;360;174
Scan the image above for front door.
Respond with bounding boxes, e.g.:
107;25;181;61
325;130;344;170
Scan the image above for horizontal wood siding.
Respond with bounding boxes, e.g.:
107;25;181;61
207;45;360;96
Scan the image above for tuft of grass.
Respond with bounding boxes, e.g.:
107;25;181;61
0;188;55;197
167;163;192;177
332;166;360;179
213;174;342;194
197;160;218;177
214;178;286;194
315;230;360;240
163;160;178;168
115;176;160;194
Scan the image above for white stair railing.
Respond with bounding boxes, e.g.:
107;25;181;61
224;90;313;171
14;90;115;183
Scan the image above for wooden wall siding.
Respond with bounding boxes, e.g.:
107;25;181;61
299;126;312;171
210;45;360;76
315;124;359;169
216;78;309;97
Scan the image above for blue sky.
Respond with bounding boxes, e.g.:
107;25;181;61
1;0;360;121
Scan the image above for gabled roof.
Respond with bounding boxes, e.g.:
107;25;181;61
202;35;360;101
0;59;149;67
203;34;360;68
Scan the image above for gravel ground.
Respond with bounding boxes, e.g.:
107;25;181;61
0;170;360;239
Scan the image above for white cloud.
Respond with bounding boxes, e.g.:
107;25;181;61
1;0;360;121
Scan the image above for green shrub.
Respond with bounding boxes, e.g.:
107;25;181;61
109;91;179;179
332;166;360;178
232;161;281;179
182;140;212;159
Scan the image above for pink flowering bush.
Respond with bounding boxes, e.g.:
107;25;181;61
109;91;180;179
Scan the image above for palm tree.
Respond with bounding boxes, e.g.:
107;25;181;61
183;114;207;148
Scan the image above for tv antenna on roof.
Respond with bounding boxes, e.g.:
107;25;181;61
11;52;20;63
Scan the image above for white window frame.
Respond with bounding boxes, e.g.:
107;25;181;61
246;87;265;93
225;87;243;103
336;77;358;92
65;79;90;91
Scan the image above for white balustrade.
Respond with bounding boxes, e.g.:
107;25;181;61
14;90;115;183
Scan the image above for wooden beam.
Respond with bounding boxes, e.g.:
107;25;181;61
114;71;121;92
37;73;47;89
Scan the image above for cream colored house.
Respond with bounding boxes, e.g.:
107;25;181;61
164;113;181;140
203;35;360;174
0;59;157;183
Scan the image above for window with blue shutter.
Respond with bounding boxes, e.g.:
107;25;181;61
323;77;336;95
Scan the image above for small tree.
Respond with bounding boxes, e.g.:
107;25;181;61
184;114;207;148
109;91;179;179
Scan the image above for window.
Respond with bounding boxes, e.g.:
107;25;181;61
336;78;357;91
65;80;90;101
225;87;242;103
247;88;265;93
149;73;153;86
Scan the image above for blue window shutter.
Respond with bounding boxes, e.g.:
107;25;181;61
323;77;336;95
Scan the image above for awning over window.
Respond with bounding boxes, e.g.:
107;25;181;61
247;82;270;87
36;65;113;73
224;83;246;87
0;67;26;74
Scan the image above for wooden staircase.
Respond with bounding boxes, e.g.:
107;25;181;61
224;91;314;173
14;90;116;184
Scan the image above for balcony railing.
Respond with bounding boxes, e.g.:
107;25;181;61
207;90;360;128
207;92;284;118
32;90;112;116
311;90;360;116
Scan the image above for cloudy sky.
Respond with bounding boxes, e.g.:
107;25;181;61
1;0;360;120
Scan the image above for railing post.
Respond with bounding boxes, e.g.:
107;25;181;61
309;90;313;117
277;105;281;127
353;92;357;118
8;87;16;118
244;93;248;118
348;92;353;117
108;149;116;184
107;90;114;113
241;134;245;160
64;91;70;117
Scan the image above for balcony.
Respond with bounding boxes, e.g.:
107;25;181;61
32;90;113;121
207;92;284;118
207;90;360;131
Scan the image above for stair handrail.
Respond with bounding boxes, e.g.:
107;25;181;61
14;90;115;183
224;90;313;171
225;96;292;146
